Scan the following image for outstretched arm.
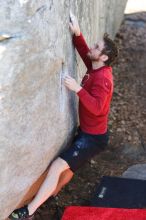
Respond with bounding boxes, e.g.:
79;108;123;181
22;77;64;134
69;12;92;70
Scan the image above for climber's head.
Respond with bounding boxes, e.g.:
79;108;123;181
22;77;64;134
87;33;119;66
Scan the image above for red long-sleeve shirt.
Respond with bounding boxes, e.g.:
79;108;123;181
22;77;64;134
73;33;113;134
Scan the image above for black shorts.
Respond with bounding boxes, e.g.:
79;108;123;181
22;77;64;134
59;128;109;172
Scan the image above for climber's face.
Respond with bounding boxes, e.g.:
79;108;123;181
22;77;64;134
87;40;107;62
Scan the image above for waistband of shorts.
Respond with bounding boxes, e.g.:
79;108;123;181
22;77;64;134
78;127;109;137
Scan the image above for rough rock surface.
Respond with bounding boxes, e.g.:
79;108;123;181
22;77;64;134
0;0;127;219
122;164;146;180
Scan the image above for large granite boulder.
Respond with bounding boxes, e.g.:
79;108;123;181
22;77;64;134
0;0;127;219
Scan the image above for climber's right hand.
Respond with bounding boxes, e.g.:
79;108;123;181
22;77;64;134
69;11;80;37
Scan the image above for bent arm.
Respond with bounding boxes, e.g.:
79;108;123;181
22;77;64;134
77;77;112;116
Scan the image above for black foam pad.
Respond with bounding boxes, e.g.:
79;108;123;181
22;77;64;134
91;176;146;208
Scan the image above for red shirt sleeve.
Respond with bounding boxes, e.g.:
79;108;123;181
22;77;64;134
77;77;112;116
73;33;92;70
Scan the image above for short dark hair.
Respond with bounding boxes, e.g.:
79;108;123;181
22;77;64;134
102;33;119;66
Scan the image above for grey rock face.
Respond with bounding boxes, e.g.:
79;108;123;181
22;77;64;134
122;164;146;180
0;0;127;219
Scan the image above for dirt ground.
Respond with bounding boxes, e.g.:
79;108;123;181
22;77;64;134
34;12;146;220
